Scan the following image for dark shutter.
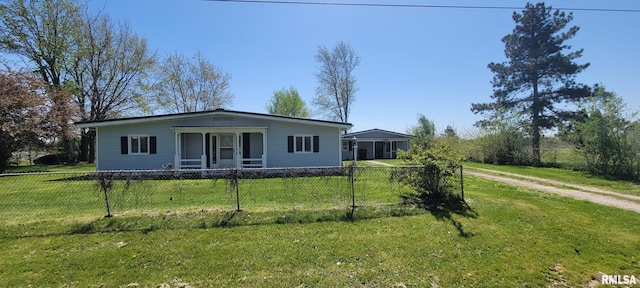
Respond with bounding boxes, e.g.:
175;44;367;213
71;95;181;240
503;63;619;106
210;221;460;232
121;137;128;154
243;133;251;158
313;136;319;153
149;136;157;154
287;136;294;153
205;134;210;167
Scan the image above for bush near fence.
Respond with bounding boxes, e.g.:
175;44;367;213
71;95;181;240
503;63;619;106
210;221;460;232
0;165;464;225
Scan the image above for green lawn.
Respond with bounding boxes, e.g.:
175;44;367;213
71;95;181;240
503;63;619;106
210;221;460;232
5;162;96;173
0;169;638;286
0;167;412;224
464;162;640;196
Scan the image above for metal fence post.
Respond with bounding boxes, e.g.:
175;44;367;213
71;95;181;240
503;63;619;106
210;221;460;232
460;165;464;200
98;174;113;217
349;165;356;219
235;168;241;212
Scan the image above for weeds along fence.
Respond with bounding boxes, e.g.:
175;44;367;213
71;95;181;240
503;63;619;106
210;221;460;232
0;166;464;224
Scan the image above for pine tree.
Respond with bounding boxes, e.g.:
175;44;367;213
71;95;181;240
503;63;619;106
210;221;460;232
471;2;590;166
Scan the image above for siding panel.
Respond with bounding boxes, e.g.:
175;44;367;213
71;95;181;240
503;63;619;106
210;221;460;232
95;114;345;170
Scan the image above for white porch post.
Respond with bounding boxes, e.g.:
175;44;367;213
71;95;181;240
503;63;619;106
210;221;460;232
236;132;241;168
201;132;207;169
262;130;267;168
174;132;181;169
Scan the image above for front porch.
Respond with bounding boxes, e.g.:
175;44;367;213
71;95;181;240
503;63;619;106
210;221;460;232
347;140;409;160
173;127;267;169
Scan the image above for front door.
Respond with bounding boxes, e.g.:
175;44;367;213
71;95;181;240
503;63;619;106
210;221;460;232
375;142;384;159
209;135;218;168
218;133;235;168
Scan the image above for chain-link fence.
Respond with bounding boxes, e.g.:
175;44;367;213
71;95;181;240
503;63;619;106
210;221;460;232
0;166;464;225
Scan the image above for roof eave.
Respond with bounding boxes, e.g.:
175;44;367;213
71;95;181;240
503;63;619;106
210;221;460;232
75;109;352;129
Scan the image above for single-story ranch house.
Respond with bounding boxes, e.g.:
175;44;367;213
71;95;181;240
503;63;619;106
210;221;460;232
75;109;352;170
341;129;413;160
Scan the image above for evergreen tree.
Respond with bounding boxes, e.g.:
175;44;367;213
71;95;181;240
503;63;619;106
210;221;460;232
471;2;590;166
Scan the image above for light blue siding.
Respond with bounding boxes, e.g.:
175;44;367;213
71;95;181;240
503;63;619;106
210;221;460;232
266;121;341;167
94;114;344;170
96;122;175;170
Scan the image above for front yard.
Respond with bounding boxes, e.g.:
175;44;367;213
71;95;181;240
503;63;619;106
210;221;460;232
0;167;638;286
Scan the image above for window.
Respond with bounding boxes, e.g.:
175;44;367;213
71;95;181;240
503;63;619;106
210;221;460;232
295;135;312;153
288;135;319;153
121;135;156;155
130;135;149;154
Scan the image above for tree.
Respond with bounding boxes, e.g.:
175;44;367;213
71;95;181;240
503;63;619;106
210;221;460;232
265;87;309;117
149;51;232;113
471;2;590;166
313;40;360;123
0;68;47;172
562;87;639;179
68;12;155;162
443;125;458;138
0;0;80;88
408;114;435;139
0;0;83;161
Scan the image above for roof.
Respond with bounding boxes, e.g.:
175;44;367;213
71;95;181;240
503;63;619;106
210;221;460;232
342;128;414;139
75;108;353;129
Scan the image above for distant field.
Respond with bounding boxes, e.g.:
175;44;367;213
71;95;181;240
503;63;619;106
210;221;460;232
540;148;586;169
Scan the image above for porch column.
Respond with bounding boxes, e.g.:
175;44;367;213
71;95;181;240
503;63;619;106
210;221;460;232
174;132;181;169
236;132;241;168
201;132;207;169
262;130;267;168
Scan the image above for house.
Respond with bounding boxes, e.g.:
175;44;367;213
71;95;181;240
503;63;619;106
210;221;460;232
341;129;413;160
75;109;352;170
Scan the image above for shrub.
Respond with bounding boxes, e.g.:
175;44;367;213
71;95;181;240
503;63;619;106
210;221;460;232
393;137;463;204
34;154;61;165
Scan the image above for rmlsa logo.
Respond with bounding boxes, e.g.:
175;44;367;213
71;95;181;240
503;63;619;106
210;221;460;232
601;274;637;285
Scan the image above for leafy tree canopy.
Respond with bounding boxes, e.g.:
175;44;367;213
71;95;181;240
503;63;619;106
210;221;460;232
266;87;309;117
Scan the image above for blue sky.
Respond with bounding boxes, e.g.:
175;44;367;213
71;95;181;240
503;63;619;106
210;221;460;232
88;0;639;134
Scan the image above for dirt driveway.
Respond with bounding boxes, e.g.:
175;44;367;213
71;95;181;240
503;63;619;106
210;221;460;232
465;167;640;214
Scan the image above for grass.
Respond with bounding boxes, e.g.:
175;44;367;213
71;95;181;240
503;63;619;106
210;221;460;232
464;162;640;196
540;148;586;169
5;162;96;173
0;167;410;224
0;167;639;286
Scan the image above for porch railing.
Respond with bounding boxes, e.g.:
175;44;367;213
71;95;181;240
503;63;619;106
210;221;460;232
178;156;265;169
241;158;263;168
180;158;203;169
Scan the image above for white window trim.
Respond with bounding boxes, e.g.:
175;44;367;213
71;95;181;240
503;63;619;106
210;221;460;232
129;134;150;155
294;134;313;154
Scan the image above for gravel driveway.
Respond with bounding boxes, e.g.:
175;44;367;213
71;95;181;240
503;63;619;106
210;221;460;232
465;168;640;214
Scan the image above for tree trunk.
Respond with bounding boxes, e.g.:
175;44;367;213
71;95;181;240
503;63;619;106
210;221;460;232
531;78;541;166
79;129;89;162
63;137;76;164
88;130;96;163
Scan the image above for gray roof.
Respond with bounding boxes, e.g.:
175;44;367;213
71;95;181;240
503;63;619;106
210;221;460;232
342;128;414;140
76;108;353;129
